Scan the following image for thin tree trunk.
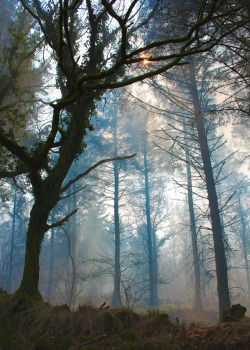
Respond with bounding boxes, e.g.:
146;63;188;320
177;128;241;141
238;197;250;295
71;183;77;259
185;148;203;312
188;61;231;316
7;186;17;293
143;135;158;308
152;226;158;305
66;183;77;307
112;115;122;308
64;226;76;309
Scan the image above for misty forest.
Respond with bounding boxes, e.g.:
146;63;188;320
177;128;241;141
0;0;249;349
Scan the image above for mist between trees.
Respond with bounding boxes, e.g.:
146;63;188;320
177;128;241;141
0;0;249;321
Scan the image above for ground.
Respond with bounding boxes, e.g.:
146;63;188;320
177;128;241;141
0;290;250;349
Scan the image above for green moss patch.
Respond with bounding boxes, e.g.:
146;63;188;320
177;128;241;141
221;304;247;322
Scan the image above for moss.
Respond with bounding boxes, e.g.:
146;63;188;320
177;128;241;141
14;285;43;302
113;337;123;347
0;328;15;348
158;313;169;323
62;335;72;349
0;293;8;306
54;304;70;312
128;339;172;350
34;334;56;350
9;313;20;327
121;329;136;341
0;288;8;296
1;297;249;350
221;304;247;322
10;293;33;313
0;303;21;347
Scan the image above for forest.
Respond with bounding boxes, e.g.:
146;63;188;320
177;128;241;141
0;0;249;349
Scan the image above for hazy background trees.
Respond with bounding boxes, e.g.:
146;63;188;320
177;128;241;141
0;0;249;321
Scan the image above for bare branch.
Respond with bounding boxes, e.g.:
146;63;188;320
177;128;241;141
0;169;27;179
60;153;136;194
47;209;78;229
60;185;88;200
219;191;236;213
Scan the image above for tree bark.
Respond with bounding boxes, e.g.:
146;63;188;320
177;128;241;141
143;135;158;309
66;183;78;307
15;97;94;298
71;183;77;260
64;226;76;309
16;199;52;297
112;115;122;308
7;185;17;293
152;226;159;305
185;148;203;312
188;61;231;316
46;224;54;302
238;197;250;296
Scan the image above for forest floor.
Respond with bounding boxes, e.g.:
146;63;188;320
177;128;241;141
0;290;250;349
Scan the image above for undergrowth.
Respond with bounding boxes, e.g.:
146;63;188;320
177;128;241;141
0;291;250;350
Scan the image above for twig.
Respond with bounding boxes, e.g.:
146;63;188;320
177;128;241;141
47;209;78;229
69;335;107;349
60;185;88;200
13;178;26;194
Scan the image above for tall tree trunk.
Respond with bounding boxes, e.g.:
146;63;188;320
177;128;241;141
46;224;55;302
71;183;77;259
66;183;78;307
143;135;158;309
238;197;250;295
64;226;76;309
151;226;158;305
112;115;122;308
7;186;17;293
185;148;203;312
188;61;231;316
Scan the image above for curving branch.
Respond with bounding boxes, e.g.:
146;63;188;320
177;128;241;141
0;132;35;169
0;169;27;179
60;153;137;194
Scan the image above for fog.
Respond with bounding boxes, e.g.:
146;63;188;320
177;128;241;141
0;0;249;324
1;84;249;319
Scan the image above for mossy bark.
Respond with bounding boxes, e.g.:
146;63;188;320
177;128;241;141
46;224;54;301
16;199;52;298
7;186;17;293
16;98;93;298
